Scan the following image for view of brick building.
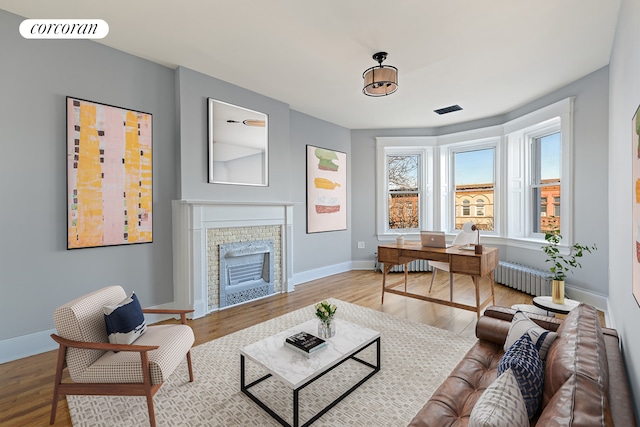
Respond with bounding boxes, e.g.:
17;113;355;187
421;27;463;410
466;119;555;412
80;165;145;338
454;184;495;230
388;183;559;232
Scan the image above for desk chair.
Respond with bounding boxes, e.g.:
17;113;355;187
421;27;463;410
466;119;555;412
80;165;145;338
428;223;478;295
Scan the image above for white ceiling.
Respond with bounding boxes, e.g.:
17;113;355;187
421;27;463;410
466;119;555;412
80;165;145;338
0;0;621;129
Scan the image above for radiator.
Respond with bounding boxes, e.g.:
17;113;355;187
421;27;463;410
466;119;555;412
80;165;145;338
494;261;552;296
385;259;433;273
378;257;550;296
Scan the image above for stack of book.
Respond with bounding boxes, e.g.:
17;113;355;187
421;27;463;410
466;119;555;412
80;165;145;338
284;331;327;356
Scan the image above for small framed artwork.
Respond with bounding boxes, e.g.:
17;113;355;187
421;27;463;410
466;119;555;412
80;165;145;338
306;145;347;233
632;104;640;306
67;97;153;249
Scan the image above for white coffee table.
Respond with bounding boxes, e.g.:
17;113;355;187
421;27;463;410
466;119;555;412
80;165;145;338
533;295;580;315
240;318;380;427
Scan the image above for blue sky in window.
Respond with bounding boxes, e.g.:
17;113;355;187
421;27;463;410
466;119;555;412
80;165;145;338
455;133;560;184
540;133;561;180
455;148;494;184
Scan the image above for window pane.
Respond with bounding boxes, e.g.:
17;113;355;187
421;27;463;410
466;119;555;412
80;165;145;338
476;198;485;216
387;154;420;230
388;193;420;229
454;148;495;230
540;133;561;182
462;199;470;216
533;185;561;233
388;155;418;191
532;132;561;233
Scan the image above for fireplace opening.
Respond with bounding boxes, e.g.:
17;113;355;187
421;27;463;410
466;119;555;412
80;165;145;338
219;240;275;308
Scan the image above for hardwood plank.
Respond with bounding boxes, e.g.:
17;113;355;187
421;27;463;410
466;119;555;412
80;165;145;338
0;270;602;426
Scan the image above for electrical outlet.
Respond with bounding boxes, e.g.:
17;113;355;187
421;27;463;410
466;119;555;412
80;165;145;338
357;241;365;249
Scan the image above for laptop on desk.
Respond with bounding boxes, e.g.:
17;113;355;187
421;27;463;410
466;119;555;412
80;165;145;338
420;231;452;248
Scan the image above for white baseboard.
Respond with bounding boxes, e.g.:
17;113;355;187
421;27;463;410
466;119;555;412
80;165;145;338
292;261;352;286
0;329;57;364
565;284;610;322
564;284;608;311
0;302;180;364
351;260;377;270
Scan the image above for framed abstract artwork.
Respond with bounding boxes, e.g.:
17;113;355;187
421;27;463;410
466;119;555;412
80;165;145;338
633;105;640;306
66;97;153;249
306;145;347;233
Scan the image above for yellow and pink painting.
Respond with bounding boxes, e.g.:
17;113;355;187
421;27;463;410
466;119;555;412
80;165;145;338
67;97;152;249
633;105;640;305
306;145;347;233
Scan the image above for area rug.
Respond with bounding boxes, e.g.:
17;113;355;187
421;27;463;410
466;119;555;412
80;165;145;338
67;299;476;426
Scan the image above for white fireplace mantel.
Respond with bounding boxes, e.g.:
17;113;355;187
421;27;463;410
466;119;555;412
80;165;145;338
172;200;296;318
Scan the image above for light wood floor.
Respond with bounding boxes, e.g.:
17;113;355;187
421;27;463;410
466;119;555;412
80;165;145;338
0;269;586;427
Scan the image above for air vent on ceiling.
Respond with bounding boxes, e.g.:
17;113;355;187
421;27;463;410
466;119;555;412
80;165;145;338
434;105;463;115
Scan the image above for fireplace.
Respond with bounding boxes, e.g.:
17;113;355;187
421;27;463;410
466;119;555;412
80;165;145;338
219;240;274;308
172;200;295;318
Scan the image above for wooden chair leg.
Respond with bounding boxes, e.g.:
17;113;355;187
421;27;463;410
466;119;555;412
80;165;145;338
140;350;156;427
429;269;437;292
186;350;194;382
50;343;67;425
145;391;156;427
449;271;454;301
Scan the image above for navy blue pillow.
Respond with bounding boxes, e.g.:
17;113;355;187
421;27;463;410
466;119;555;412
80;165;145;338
103;292;147;345
498;333;544;419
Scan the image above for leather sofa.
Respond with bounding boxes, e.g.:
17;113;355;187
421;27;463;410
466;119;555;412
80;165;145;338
408;304;636;426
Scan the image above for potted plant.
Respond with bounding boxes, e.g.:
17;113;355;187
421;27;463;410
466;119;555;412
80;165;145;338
542;228;597;304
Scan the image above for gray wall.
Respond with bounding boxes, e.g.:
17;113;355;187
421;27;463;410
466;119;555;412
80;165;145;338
0;10;177;341
175;67;291;202
351;67;610;297
174;68;354;277
290;111;351;274
608;0;640;415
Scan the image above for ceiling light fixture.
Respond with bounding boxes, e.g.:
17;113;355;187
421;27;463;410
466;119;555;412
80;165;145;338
362;52;398;97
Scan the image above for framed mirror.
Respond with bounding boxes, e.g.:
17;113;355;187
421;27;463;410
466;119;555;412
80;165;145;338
208;98;268;186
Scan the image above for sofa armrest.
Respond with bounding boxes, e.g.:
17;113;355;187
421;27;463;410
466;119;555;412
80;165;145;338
476;306;565;345
602;329;638;426
475;315;511;345
483;306;563;331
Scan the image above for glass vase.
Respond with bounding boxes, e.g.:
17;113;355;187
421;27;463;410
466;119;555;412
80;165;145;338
317;319;335;338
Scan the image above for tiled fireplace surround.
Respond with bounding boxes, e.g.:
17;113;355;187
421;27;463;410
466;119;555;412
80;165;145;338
172;200;295;318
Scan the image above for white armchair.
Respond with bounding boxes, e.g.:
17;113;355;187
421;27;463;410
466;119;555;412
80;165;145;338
49;285;195;427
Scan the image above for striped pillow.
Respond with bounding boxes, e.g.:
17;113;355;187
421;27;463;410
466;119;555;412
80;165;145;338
504;310;557;360
103;292;147;345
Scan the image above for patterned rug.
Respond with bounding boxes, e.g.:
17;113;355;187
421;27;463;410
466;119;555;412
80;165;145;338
67;300;476;426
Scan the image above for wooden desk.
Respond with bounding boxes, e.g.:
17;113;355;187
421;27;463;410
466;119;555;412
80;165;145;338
378;242;499;318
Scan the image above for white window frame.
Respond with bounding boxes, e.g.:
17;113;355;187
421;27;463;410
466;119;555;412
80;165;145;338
376;137;435;239
505;97;573;247
529;127;562;234
374;97;574;248
441;138;500;234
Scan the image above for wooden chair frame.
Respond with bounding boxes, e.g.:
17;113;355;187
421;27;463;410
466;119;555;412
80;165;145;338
50;309;194;427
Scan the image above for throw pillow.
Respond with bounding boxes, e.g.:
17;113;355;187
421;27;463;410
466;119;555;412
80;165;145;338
499;333;544;419
504;310;558;360
103;292;147;345
469;368;529;427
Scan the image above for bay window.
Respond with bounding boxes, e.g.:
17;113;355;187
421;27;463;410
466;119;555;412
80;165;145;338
375;97;573;246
